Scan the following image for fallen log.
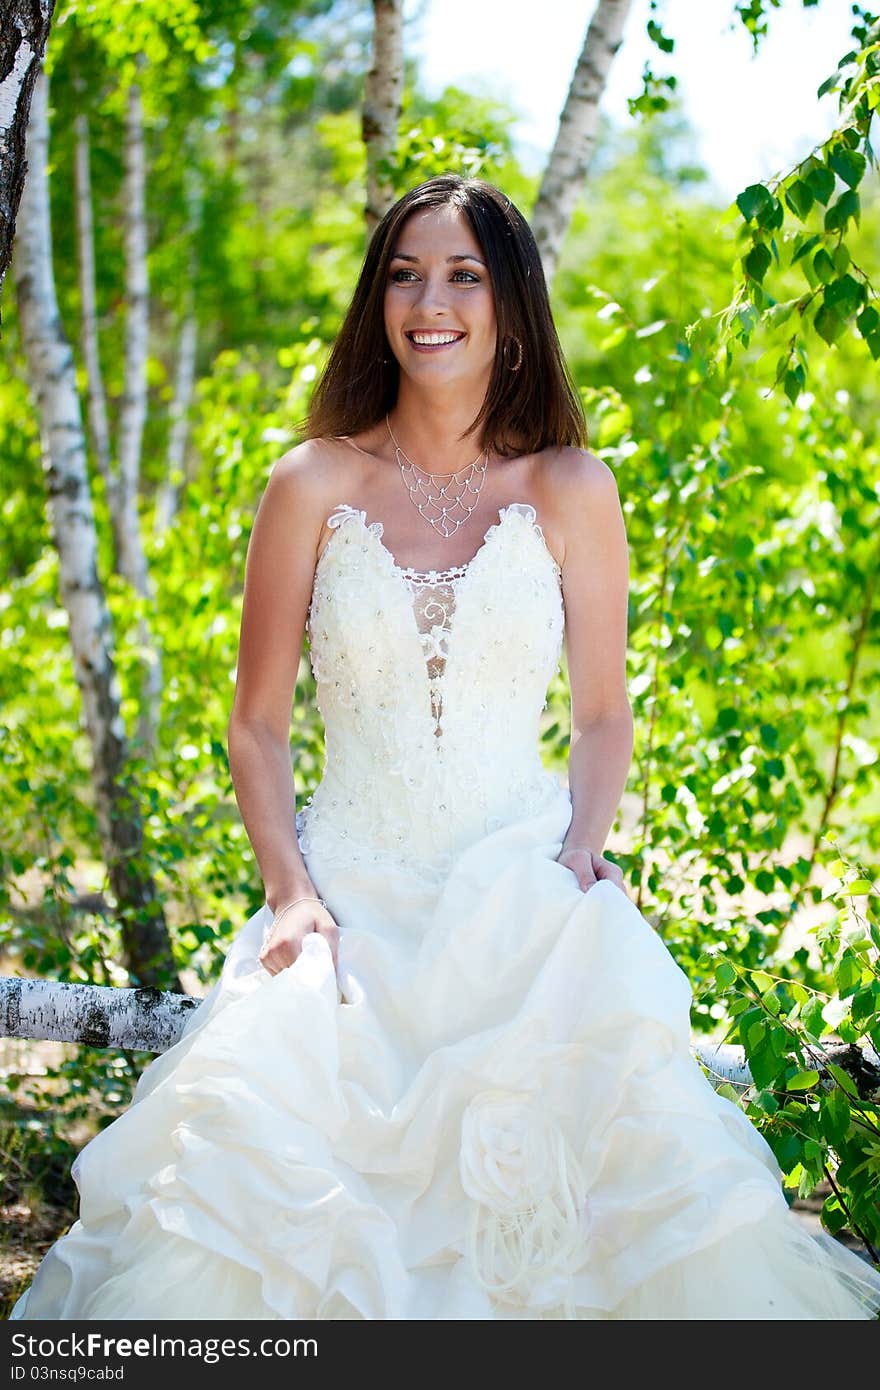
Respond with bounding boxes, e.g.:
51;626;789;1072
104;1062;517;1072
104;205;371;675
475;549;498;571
1;976;878;1101
0;976;200;1055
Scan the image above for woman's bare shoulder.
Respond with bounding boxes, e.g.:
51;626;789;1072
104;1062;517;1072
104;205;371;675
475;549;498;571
540;444;614;492
268;436;360;499
535;446;620;568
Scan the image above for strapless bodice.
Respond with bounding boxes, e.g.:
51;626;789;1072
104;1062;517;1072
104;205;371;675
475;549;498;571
296;501;567;883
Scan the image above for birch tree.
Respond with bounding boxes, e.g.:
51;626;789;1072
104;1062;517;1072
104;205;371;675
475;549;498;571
72;72;115;532
530;0;633;285
71;59;162;751
154;153;201;536
2;975;878;1116
13;68;180;991
116;58;163;750
363;0;404;234
0;0;57;323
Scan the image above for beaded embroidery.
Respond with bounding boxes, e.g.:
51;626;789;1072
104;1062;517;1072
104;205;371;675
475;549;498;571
299;502;566;882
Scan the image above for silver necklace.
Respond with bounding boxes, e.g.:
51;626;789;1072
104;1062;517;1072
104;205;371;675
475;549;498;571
386;413;489;540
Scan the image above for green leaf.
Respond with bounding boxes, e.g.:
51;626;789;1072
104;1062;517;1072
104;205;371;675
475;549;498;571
846;878;873;895
716;1082;742;1104
821;1200;848;1235
851;986;877;1025
821;1089;851;1148
714;960;737;988
746;1016;767;1051
805;164;835;204
824;189;860;232
769;1131;802;1173
829;145;866;189
751;970;775;995
737;184;774;222
824;274;863;314
754;1088;779;1114
813;248;835;284
784;178;814;220
814;304;844;344
792;233;822;262
744;242;772;283
825;1061;860;1099
784;366;805;403
749;1043;782;1089
831;244;851;275
835;952;863;997
786;1068;820;1091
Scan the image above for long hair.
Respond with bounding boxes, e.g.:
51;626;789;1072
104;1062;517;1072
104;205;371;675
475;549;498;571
304;175;588;456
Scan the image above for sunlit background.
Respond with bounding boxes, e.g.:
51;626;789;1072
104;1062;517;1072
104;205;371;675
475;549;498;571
409;0;856;203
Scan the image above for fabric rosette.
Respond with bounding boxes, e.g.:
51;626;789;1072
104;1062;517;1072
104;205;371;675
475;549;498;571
458;1088;590;1316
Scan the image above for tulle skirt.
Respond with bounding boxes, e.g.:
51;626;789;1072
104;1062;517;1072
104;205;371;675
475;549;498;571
11;789;880;1320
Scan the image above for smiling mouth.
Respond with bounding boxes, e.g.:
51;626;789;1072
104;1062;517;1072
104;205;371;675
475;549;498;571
405;331;466;350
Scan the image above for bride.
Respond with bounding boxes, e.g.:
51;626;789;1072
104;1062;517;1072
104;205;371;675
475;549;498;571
11;174;880;1321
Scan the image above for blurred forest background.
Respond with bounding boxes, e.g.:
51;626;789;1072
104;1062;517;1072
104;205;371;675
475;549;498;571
1;0;879;1306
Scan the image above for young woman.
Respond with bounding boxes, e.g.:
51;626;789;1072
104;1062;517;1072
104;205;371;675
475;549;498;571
11;175;880;1321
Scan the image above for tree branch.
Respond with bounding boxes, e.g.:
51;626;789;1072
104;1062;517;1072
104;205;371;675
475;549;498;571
2;977;878;1106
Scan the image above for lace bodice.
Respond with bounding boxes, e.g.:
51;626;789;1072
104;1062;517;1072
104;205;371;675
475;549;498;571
296;501;567;884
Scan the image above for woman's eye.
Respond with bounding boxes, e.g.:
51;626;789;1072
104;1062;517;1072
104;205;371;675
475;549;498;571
389;269;480;284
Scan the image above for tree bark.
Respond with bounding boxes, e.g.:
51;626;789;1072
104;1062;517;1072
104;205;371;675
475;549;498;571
363;0;404;235
73;75;116;528
0;976;199;1054
0;0;57;325
117;58;162;753
2;973;878;1105
531;0;633;285
12;68;180;991
154;154;201;535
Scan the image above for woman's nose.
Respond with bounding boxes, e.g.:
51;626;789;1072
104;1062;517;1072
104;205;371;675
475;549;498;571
414;277;452;314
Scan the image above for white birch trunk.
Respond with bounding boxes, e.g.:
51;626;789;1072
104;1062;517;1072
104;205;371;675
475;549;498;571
363;0;404;235
117;60;162;751
2;973;878;1103
73;79;116;519
0;977;199;1055
0;0;57;319
154;158;200;535
531;0;633;285
12;68;178;991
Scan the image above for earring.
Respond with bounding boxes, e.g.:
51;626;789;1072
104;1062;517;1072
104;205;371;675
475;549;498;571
503;335;523;371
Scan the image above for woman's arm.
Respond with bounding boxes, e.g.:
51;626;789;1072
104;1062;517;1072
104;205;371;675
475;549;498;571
227;441;329;912
556;450;633;857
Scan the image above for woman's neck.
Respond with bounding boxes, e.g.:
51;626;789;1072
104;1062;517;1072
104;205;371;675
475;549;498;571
388;379;489;473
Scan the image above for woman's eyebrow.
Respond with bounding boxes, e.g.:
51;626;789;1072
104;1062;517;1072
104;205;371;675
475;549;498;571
390;252;487;266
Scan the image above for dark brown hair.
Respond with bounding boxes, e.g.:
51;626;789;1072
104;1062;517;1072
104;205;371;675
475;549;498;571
303;174;588;457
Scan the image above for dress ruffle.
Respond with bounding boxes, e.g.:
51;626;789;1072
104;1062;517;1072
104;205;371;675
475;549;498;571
11;789;880;1321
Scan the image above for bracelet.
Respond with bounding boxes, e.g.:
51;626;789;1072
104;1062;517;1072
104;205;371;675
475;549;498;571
272;895;327;923
261;896;327;950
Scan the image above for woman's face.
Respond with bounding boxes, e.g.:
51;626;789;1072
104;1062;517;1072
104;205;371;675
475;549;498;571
383;204;497;392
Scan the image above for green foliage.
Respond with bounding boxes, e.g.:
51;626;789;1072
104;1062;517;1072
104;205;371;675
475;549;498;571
549;121;880;1035
716;10;880;389
1;0;879;1271
696;844;880;1256
389;85;529;200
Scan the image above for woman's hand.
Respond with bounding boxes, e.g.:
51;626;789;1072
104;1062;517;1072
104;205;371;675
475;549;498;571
258;899;341;979
556;844;626;895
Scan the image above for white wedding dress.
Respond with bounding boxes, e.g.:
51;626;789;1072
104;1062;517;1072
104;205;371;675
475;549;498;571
11;501;880;1320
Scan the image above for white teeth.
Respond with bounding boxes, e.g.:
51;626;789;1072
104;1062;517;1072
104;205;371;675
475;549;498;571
409;332;462;345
